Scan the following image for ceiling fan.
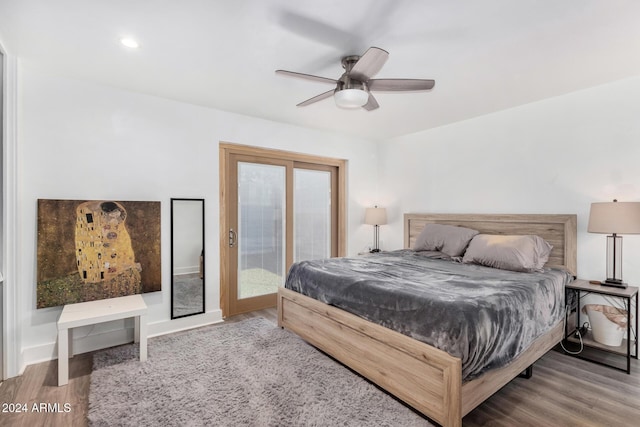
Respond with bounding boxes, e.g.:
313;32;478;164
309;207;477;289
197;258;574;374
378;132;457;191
276;47;435;111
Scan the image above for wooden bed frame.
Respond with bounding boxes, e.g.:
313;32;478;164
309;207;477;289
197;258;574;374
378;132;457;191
278;213;577;427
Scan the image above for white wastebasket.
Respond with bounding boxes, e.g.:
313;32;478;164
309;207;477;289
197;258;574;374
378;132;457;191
584;304;628;347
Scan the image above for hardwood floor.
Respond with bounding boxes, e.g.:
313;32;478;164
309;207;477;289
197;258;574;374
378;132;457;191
0;308;637;426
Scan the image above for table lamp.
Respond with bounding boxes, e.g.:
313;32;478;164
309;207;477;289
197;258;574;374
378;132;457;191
364;206;387;253
587;199;640;288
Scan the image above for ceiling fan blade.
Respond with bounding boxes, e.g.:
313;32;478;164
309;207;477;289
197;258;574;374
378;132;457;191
362;93;379;111
277;11;360;51
349;47;389;81
276;70;338;85
368;78;435;91
297;89;335;107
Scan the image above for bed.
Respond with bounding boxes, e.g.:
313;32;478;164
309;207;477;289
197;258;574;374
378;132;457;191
277;213;577;427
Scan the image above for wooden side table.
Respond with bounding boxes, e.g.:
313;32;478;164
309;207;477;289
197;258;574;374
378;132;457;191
57;294;148;386
564;279;638;373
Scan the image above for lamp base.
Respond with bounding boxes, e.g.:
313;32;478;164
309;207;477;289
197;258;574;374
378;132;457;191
601;278;628;289
370;248;381;253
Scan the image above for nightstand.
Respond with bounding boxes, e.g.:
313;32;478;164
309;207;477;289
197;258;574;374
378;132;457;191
564;279;638;373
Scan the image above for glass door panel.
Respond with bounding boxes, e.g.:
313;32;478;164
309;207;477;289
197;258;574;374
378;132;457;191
294;168;331;262
237;162;286;299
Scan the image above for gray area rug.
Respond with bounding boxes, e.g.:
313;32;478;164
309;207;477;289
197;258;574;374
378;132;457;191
88;318;431;426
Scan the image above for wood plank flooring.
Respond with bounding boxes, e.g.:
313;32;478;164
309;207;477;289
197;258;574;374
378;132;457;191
0;308;637;426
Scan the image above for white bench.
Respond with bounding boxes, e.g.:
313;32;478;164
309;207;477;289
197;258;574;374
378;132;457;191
57;294;148;386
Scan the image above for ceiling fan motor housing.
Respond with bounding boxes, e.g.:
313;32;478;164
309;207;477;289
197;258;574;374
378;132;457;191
337;76;368;92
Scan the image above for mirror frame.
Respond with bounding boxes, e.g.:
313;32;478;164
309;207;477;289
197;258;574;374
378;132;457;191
170;198;205;319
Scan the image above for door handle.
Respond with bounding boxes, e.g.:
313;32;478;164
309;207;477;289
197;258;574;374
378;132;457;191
229;229;237;248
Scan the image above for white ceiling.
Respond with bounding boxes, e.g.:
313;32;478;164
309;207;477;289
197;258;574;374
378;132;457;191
1;0;639;140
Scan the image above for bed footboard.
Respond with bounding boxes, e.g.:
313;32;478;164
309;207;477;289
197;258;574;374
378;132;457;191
278;287;462;427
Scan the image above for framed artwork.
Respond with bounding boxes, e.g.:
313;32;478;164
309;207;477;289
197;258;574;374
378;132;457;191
37;199;161;308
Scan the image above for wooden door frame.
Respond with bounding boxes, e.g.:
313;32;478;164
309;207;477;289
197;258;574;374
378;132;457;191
219;142;347;318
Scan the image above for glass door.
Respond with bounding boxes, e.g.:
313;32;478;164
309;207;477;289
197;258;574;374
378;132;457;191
221;145;344;317
238;161;286;299
227;154;291;315
293;165;337;262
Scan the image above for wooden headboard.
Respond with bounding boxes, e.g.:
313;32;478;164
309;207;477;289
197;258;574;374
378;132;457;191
404;213;577;276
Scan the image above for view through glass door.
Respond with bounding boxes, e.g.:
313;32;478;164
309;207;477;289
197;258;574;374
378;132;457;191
238;161;286;299
221;145;344;317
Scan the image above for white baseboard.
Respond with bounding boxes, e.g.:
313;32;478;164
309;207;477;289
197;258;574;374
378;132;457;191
173;266;199;276
21;310;224;369
148;310;223;337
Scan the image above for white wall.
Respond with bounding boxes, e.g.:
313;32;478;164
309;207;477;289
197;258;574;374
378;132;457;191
2;44;20;379
379;76;640;285
17;64;378;368
0;46;4;380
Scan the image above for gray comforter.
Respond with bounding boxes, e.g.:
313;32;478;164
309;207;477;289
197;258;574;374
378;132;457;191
285;250;572;380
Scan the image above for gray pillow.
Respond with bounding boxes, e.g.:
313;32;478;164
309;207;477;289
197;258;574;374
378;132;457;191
413;224;479;257
461;234;553;272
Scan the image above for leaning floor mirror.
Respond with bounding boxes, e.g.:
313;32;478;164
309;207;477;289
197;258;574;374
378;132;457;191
171;198;205;319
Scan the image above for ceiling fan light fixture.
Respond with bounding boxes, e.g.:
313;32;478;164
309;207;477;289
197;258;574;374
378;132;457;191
334;88;369;109
120;37;140;49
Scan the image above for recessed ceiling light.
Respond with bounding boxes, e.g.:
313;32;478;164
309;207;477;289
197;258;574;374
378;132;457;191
120;37;139;49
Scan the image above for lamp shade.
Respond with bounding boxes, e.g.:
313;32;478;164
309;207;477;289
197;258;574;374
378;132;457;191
364;207;387;226
334;89;369;109
588;201;640;234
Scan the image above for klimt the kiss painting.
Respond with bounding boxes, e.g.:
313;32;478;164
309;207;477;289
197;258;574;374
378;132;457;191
37;199;161;308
